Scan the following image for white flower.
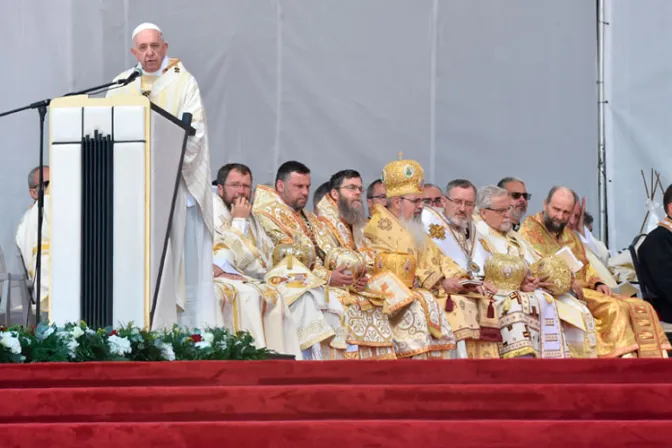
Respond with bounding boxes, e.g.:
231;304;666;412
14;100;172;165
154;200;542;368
70;326;84;340
202;331;214;345
195;340;211;349
155;340;175;361
0;333;22;355
67;338;79;358
217;340;228;350
85;328;96;336
108;335;132;356
131;328;140;335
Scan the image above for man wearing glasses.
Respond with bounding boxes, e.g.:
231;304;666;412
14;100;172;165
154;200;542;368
314;170;397;360
16;166;51;314
422;183;444;209
211;163;302;359
497;177;532;231
364;157;463;359
365;179;387;218
474;185;580;359
421;179;502;359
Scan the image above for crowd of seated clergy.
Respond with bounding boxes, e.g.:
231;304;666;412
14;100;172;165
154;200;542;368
15;161;672;360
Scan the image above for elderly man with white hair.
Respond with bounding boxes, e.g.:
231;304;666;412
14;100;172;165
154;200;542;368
106;23;216;330
475;185;598;358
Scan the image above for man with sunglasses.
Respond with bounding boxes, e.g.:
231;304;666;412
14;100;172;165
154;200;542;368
16;166;51;314
498;177;532;231
211;163;302;359
421;179;502;359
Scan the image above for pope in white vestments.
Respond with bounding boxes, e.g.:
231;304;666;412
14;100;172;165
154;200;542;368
106;23;216;329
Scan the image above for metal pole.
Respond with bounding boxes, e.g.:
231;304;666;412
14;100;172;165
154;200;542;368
597;0;609;246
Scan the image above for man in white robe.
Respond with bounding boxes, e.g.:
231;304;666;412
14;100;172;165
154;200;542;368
15;166;50;312
212;163;302;358
106;23;216;329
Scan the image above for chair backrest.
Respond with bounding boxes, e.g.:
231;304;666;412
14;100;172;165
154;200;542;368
630;233;653;299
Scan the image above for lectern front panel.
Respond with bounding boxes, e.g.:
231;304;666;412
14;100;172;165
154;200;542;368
50;97;152;328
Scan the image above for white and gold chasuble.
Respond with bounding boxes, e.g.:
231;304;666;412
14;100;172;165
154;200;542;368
107;59;215;330
419;207;501;359
315;195;397;360
363;205;458;359
252;186;348;359
474;218;571;359
212;192;302;359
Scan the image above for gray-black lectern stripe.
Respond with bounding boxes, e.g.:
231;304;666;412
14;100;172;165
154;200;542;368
81;131;114;328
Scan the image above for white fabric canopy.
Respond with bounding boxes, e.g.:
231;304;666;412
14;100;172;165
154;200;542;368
0;0;598;271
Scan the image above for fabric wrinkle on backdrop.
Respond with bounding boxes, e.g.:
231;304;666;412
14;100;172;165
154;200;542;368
0;0;598;275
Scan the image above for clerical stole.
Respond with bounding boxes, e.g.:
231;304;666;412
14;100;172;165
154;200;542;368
520;213;671;358
422;207;489;279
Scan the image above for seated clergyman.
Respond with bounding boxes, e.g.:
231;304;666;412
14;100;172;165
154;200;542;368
212;163;302;359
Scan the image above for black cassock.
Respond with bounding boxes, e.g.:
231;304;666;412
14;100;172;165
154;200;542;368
638;224;672;322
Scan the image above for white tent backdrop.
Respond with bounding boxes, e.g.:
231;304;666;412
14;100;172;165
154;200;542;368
0;0;598;271
604;0;672;252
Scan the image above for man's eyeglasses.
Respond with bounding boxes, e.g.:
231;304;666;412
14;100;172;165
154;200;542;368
445;197;475;208
485;206;513;215
423;197;443;207
368;194;386;200
400;197;424;206
509;192;532;201
225;182;252;191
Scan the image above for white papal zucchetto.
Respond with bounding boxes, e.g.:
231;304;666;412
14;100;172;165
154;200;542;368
132;22;162;40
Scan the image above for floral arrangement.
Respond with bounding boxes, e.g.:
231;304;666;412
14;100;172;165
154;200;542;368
0;322;270;363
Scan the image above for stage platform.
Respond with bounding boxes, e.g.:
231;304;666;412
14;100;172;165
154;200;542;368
1;359;671;447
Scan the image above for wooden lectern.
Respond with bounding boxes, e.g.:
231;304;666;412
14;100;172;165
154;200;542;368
48;95;195;329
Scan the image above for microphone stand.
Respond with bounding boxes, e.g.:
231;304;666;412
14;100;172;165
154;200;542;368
0;72;140;326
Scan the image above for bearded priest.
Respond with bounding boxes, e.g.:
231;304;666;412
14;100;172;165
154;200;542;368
316;169;456;359
364;157;466;358
520;186;671;358
211;163;302;359
106;23;215;329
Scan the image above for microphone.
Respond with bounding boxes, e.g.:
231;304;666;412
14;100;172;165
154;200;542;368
120;67;143;86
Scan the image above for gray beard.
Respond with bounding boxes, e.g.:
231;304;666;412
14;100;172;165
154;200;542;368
510;207;525;225
338;197;366;227
400;215;426;249
446;214;469;231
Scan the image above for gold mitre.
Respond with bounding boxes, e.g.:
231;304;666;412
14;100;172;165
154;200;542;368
530;255;572;296
381;153;425;198
374;251;417;288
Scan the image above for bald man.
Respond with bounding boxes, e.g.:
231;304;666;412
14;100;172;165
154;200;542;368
520;186;671;358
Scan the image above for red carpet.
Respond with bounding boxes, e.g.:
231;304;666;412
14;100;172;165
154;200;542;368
1;359;671;447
